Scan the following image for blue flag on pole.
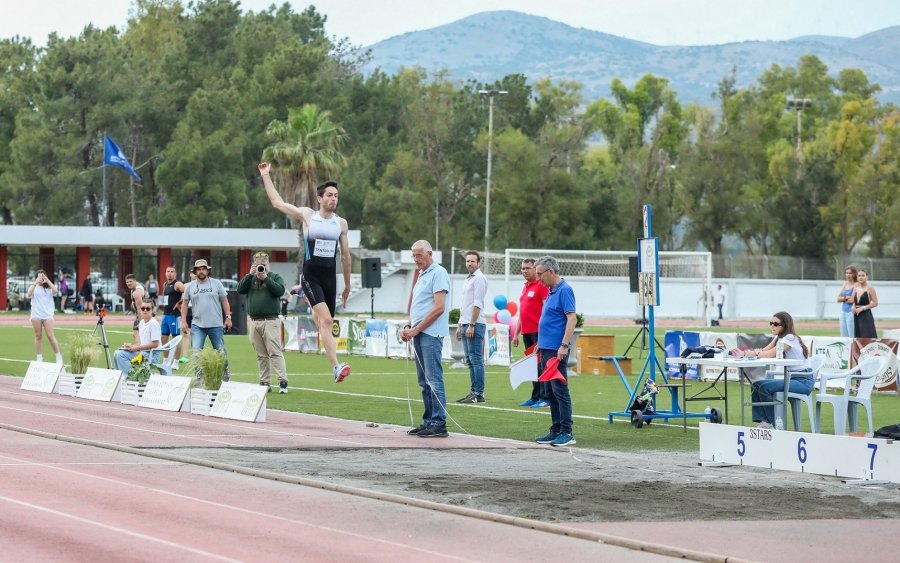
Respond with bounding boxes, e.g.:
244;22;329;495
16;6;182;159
103;135;141;181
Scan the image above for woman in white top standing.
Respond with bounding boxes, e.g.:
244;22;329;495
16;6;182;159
26;269;63;363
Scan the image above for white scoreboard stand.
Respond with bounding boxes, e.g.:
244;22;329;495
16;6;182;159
700;423;900;483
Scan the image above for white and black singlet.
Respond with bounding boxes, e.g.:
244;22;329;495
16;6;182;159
302;211;342;316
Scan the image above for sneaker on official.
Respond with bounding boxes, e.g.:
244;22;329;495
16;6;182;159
418;424;448;438
519;398;536;407
260;383;271;393
179;357;189;364
279;381;289;394
550;433;576;447
223;368;230;383
474;394;485;403
407;424;427;435
531;400;550;408
171;363;179;371
333;363;351;383
535;431;559;444
457;392;477;403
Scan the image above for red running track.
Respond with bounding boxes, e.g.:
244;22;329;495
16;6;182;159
0;377;684;562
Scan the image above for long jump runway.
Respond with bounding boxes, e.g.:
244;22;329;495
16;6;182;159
0;377;688;562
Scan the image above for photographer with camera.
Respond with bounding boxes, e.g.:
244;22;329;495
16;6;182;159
238;251;289;393
26;269;62;364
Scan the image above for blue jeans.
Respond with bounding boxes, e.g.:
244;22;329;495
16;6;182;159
839;309;855;338
190;324;229;372
461;323;485;395
538;349;573;434
114;348;159;376
413;333;447;426
751;371;814;423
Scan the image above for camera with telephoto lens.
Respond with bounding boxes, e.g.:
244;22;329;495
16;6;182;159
256;264;266;273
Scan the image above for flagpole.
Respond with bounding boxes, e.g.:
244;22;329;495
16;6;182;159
101;132;108;227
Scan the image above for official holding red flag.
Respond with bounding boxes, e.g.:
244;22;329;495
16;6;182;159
512;258;549;407
533;256;577;447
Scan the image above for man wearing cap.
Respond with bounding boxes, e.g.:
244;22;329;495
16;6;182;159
533;255;577;447
258;161;352;383
237;251;289;393
179;259;232;381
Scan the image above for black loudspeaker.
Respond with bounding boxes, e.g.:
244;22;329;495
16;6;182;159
361;257;382;289
628;256;639;294
226;290;247;335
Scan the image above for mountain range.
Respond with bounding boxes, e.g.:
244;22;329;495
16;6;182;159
364;11;900;106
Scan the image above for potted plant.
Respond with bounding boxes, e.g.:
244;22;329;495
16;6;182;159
121;353;152;405
59;333;98;396
189;348;226;415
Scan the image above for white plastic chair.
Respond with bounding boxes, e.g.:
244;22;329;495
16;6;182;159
814;356;885;436
771;355;825;432
108;294;126;312
148;335;183;375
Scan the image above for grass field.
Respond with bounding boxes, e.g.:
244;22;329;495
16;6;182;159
0;319;895;452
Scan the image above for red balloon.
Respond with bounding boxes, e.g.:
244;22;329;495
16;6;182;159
506;301;518;316
493;311;501;324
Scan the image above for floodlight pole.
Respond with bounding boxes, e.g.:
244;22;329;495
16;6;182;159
479;89;507;255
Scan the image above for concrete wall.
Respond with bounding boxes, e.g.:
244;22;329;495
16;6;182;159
342;270;900;322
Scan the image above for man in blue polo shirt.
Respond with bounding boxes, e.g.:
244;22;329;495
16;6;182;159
401;240;451;438
534;255;577;447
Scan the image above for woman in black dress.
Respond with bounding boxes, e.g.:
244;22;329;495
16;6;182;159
853;269;878;338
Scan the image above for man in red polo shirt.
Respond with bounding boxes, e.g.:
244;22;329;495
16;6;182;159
512;258;550;408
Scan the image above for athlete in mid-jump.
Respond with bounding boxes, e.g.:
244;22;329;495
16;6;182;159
258;161;352;382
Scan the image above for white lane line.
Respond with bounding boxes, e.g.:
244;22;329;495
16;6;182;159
0;451;478;562
0;494;243;562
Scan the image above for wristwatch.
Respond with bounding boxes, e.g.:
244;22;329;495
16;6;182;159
225;315;232;320
560;343;570;349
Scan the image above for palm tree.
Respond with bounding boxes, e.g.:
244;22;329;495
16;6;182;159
262;104;348;212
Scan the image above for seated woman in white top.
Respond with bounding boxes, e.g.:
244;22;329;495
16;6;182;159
114;300;161;376
731;311;812;429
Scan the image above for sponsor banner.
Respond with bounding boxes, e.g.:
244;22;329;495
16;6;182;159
210;381;267;422
284;315;318;352
698;331;737;381
139;375;192;411
809;336;853;387
348;319;367;355
664;330;700;379
21;361;64;393
365;319;388;357
319;318;349;355
486;323;510;367
386;320;410;358
852;339;899;393
76;367;122;402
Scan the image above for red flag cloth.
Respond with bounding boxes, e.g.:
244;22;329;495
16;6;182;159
538;357;567;384
524;343;537;356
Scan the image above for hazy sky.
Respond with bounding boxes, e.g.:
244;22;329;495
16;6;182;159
2;0;898;47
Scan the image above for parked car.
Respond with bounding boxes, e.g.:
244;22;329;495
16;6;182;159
6;279;30;311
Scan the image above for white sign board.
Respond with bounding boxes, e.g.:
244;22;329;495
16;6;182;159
700;423;900;483
21;361;64;393
209;381;267;422
76;367;122;402
138;375;192;411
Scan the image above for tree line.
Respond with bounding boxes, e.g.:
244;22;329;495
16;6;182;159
1;0;898;265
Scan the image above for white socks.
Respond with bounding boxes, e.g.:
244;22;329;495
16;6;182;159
55;353;63;364
36;354;43;362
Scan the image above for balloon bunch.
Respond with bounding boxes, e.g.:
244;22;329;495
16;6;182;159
492;294;519;338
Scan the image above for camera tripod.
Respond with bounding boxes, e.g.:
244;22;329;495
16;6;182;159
92;306;112;369
625;306;666;359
